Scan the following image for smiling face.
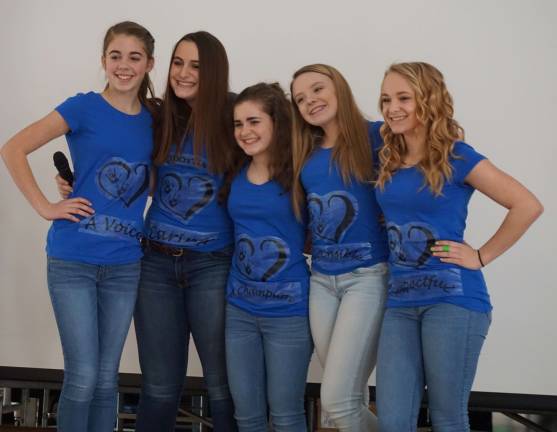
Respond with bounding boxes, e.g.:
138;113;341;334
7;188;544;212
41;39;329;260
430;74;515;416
233;100;274;162
102;34;153;95
380;72;422;137
170;40;200;104
292;71;338;132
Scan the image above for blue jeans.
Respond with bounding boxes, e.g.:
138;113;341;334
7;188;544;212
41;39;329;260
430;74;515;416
134;246;237;432
376;303;491;432
310;263;388;432
225;304;313;432
47;257;140;432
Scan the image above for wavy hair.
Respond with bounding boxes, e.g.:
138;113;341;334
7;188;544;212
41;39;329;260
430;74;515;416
290;64;372;219
376;62;464;195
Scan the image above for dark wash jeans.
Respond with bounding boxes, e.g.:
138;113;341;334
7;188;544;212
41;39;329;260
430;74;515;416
134;246;237;432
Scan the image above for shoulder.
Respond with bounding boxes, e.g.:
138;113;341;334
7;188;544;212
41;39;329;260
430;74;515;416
452;141;486;162
451;141;487;182
57;91;97;109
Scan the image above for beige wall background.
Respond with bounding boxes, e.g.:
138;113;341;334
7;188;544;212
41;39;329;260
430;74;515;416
0;0;555;395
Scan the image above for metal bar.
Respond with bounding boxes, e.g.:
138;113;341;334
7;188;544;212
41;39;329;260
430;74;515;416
177;407;214;428
502;412;555;432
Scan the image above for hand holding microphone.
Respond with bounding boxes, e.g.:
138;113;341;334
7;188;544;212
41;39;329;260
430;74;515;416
53;152;74;199
53;151;74;186
49;152;94;222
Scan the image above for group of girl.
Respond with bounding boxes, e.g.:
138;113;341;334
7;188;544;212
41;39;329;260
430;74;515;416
1;20;542;432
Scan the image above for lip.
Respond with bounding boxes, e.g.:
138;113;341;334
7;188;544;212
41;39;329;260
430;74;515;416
115;73;134;81
174;79;196;87
240;137;258;145
309;105;326;116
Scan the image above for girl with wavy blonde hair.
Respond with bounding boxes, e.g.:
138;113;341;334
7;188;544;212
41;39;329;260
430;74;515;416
376;62;465;195
290;64;389;431
374;62;543;431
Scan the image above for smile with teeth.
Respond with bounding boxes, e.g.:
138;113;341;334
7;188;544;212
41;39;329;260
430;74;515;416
241;137;258;145
115;73;133;81
389;114;407;121
175;80;196;87
309;105;326;115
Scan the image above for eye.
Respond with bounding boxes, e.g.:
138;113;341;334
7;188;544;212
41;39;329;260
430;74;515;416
399;96;411;102
191;63;200;69
172;59;183;66
233;122;242;129
295;97;304;105
109;54;120;61
130;56;142;62
314;86;323;93
381;97;391;105
249;120;260;126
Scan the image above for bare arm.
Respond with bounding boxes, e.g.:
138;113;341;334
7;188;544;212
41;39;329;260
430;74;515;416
1;111;94;222
432;159;543;268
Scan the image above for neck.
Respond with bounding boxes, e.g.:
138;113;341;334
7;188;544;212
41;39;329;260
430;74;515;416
321;119;339;149
247;154;271;184
403;127;427;165
102;87;141;115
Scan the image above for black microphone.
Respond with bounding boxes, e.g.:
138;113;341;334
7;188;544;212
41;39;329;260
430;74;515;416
53;151;74;186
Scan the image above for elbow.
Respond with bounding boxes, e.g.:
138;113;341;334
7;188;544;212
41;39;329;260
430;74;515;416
532;199;544;220
0;143;10;165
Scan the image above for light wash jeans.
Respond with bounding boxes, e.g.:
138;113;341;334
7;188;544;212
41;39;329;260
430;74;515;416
376;303;491;432
310;262;388;432
225;304;313;432
134;246;237;432
47;257;140;432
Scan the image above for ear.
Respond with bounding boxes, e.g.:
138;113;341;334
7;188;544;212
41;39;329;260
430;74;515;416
101;55;106;71
146;57;154;73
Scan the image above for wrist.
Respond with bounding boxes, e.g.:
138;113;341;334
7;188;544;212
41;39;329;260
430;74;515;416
477;248;485;267
35;199;52;219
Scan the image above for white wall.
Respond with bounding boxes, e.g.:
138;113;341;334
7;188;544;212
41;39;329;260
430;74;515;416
0;0;555;396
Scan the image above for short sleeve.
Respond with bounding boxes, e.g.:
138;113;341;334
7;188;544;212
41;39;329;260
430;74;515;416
451;141;487;184
55;93;88;134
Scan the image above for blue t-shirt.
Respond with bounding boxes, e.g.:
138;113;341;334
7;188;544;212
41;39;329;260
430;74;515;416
145;135;233;252
226;167;310;317
46;92;153;264
375;141;492;312
300;121;388;275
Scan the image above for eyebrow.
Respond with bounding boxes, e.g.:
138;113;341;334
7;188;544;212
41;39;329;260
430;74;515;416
234;116;261;123
381;91;412;96
172;56;199;62
108;50;144;57
293;81;325;100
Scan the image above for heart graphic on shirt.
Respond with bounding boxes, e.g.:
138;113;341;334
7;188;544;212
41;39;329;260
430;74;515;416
307;191;358;244
158;173;215;221
387;222;437;268
97;158;149;207
236;235;290;282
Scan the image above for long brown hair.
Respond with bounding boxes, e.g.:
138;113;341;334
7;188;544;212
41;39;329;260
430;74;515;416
153;31;234;173
376;62;464;195
290;64;373;219
224;83;294;199
102;21;156;114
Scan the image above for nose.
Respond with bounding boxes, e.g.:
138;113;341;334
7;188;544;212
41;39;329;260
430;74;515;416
239;127;251;138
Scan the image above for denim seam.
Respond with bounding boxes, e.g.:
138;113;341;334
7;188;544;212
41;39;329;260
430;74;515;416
458;309;473;431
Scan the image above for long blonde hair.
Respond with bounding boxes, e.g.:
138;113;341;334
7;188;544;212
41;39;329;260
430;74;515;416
376;62;464;195
290;64;372;219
